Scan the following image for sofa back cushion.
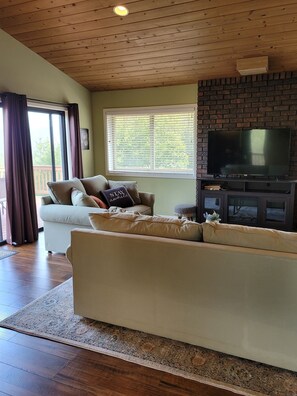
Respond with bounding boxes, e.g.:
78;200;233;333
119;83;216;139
89;212;203;241
108;180;141;204
47;178;86;205
203;222;297;254
80;175;109;196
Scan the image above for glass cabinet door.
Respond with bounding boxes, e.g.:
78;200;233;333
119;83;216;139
264;199;287;224
202;193;224;220
227;196;258;225
204;197;221;211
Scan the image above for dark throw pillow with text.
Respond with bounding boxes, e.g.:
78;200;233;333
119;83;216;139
101;186;134;208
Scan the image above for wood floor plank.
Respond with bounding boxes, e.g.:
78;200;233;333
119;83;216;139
0;339;68;378
0;361;91;396
0;232;240;396
0;380;36;396
11;332;79;360
0;290;37;309
0;279;50;296
0;305;18;321
56;351;236;396
0;327;15;341
0;271;66;288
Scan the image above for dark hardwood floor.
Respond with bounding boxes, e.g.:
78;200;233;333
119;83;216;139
0;233;240;396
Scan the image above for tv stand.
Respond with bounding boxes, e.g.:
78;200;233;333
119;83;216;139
197;177;297;231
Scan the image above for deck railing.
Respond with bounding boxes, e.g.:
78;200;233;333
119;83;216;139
33;166;63;195
0;166;63;196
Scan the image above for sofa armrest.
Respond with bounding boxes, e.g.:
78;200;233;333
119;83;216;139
41;195;54;205
139;192;155;214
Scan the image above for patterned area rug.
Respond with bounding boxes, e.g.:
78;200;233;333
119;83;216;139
0;279;297;396
0;249;17;260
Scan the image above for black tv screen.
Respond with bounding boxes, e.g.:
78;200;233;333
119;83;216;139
207;129;291;177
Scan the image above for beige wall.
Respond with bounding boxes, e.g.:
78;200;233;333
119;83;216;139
92;84;197;215
0;29;94;176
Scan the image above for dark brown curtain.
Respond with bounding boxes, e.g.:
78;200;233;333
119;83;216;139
68;103;83;178
1;92;38;245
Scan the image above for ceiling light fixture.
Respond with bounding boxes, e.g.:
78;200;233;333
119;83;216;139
113;5;129;16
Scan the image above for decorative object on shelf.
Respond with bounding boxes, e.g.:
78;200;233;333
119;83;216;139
80;128;89;150
203;184;221;191
203;211;221;223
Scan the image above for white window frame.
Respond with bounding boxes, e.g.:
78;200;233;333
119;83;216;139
104;104;197;179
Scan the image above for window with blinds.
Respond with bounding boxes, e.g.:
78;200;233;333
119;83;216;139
104;105;196;177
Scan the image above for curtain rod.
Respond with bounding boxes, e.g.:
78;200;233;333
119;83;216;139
0;93;70;107
27;97;70;107
0;93;75;108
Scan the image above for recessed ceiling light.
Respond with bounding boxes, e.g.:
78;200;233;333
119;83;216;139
113;5;129;16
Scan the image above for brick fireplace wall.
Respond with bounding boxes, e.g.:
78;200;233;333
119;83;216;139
197;71;297;179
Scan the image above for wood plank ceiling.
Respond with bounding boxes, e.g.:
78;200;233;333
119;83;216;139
0;0;297;91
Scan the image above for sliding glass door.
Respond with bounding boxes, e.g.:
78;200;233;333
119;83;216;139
0;108;6;243
28;109;68;228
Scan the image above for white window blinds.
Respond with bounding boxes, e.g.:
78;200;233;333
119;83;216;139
104;105;196;177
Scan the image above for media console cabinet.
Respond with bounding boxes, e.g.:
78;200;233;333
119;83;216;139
197;178;297;231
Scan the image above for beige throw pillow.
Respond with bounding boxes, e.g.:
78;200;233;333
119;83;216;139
71;188;99;208
203;222;297;254
89;212;203;241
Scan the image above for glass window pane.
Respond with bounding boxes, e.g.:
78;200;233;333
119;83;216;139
29;112;51;228
154;112;194;172
52;114;63;181
105;105;195;176
113;114;150;170
28;110;68;228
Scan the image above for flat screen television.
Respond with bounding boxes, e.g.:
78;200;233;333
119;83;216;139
207;129;291;177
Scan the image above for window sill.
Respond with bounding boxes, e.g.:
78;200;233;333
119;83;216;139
106;171;195;179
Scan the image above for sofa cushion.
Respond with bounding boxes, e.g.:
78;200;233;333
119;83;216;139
47;178;86;205
80;175;109;196
108;180;141;204
101;186;134;208
40;204;108;226
89;212;203;241
71;188;99;208
202;222;297;254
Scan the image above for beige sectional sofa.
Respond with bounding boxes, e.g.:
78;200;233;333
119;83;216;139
40;175;155;253
66;214;297;372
